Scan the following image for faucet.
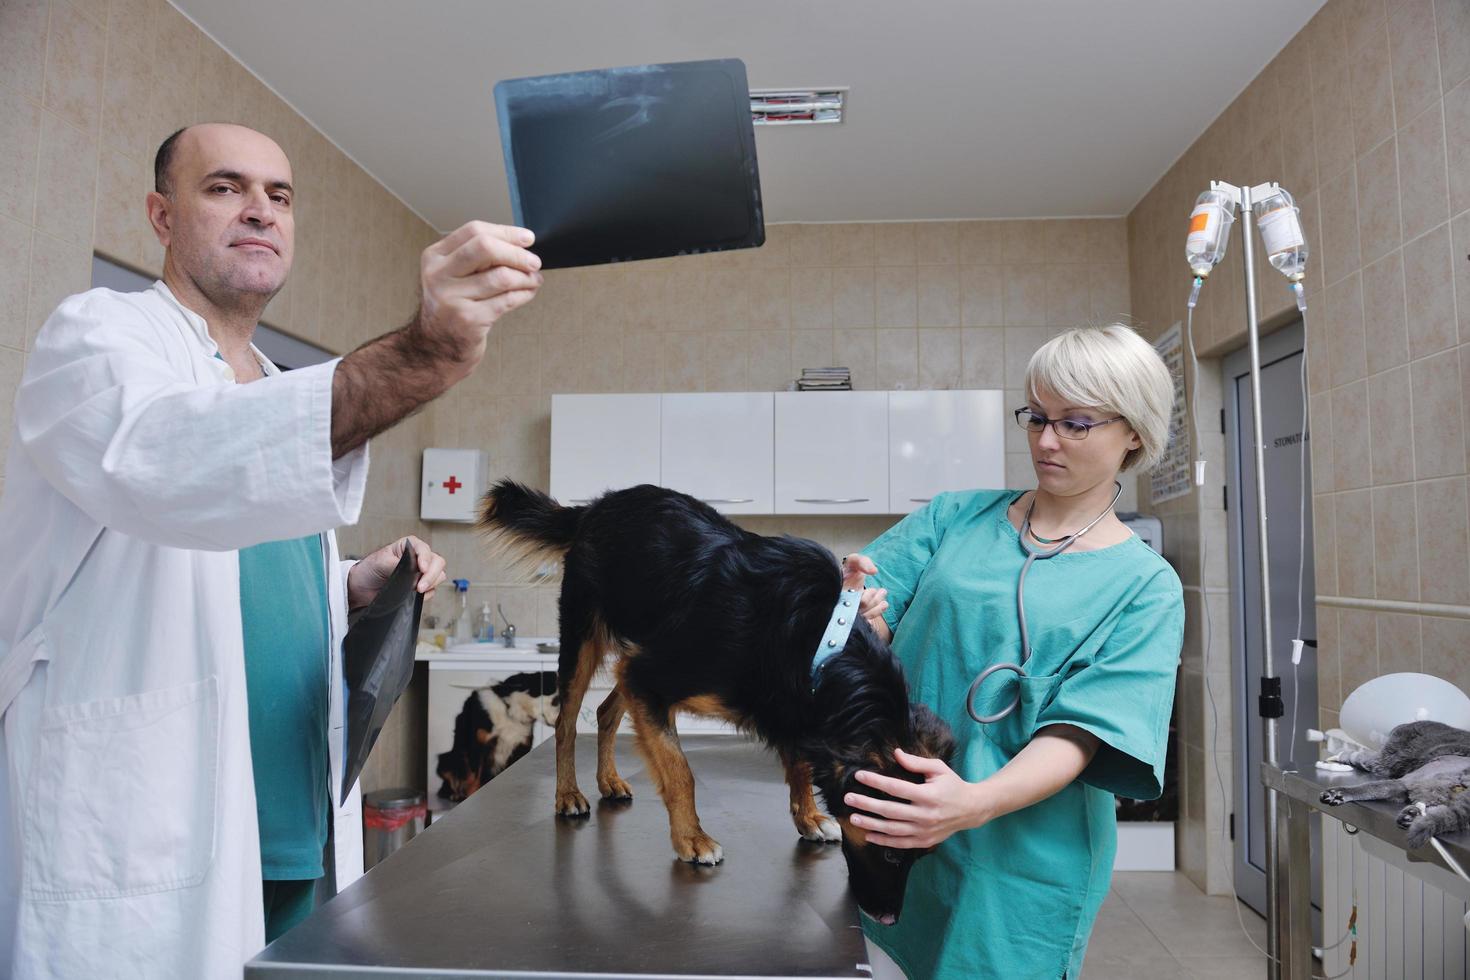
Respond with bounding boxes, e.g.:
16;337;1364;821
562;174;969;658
498;604;516;648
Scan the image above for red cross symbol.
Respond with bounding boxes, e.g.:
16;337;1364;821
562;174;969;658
443;476;463;494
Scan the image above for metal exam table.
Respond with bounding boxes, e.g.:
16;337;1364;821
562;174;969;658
247;736;869;979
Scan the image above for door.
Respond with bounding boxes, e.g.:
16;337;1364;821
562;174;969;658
889;390;1005;513
550;394;661;504
1223;320;1321;937
774;391;889;514
660;393;774;514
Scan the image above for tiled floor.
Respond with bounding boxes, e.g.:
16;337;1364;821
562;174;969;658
1083;872;1271;979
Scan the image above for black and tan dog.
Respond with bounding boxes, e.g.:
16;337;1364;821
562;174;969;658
480;480;954;924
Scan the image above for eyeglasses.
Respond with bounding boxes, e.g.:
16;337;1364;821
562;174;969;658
1013;407;1126;441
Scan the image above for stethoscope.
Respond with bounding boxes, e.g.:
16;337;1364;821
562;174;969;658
965;481;1124;724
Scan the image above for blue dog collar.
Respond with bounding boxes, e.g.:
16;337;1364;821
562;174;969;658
811;589;862;682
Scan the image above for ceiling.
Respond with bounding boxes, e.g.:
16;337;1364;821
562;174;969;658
172;0;1326;232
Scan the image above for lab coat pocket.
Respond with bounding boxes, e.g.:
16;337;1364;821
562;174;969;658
23;676;220;900
980;671;1062;757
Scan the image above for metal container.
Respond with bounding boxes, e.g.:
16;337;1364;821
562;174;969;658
361;787;426;871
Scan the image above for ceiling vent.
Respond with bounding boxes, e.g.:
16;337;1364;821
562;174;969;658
750;88;846;126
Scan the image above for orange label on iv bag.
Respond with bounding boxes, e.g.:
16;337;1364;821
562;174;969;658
1186;204;1218;252
1188;211;1211;235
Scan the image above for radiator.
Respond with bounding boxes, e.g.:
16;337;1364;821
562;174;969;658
1321;818;1470;978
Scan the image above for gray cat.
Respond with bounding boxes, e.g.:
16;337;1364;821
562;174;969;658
1318;720;1470;850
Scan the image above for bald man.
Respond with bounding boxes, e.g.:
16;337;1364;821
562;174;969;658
0;123;542;978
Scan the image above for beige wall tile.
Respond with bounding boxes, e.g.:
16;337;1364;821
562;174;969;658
1332;382;1373;491
1423;615;1470;692
1306;297;1334;395
960;327;1004;388
1317;167;1361;285
1313;491;1339;595
1003;265;1047;326
42;0;105;135
0;214;30;350
0;0;49;104
1403;222;1458;357
1343;0;1388;58
958;221;1003;265
1391;0;1442;125
25;228;89;344
0;347;24;460
1313;58;1358;185
660;332;703;392
914;265;958;327
829;222;874;267
1452;212;1470;344
834;328;876;389
959;264;1002;326
1316;603;1341;710
1447;80;1470;216
1397;102;1449;243
703;330;747;392
1411;346;1466;477
1338;607;1378;693
875;222;916;266
1368;365;1414;483
1361;250;1409;372
1311;391;1336;494
1043;265;1091;326
1327;272;1367;386
999;220;1046;265
1355;136;1401;264
1376;610;1423;672
1417;476;1470;603
789;268;832;331
748;266;791;331
1372;484;1420;600
1335;489;1376;597
1042;219;1089;265
746;330;791;391
1004;326;1059;390
33;110;96;249
1005;451;1034;490
786;223;831;268
917;328;960;389
0;87;41;226
830;267;873;328
874;328;918;390
1436;0;1470;92
1350;24;1396;156
914;221;958;265
874;266;916;328
790;328;834;374
1088;264;1130;323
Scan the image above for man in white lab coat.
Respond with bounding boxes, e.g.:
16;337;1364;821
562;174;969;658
0;123;544;978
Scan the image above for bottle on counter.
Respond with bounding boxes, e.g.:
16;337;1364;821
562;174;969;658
474;601;495;643
451;579;473;645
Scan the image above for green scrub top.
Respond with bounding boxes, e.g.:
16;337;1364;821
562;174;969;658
861;489;1183;980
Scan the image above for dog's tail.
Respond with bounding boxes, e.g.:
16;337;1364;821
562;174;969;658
479;480;581;575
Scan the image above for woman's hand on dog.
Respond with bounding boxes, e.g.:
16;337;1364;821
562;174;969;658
841;554;891;641
844;749;991;849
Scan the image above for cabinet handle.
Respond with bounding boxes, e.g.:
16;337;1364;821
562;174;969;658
793;497;870;504
910;497;932;502
700;498;755;504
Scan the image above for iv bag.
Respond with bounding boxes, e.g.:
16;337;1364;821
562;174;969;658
1253;187;1308;282
1185;189;1236;278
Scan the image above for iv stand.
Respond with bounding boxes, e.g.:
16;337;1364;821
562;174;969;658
1207;178;1308;980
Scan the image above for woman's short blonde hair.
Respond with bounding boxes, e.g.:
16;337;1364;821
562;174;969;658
1024;323;1175;472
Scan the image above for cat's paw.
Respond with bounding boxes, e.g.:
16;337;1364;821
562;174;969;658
1397;805;1419;829
1320;789;1346;806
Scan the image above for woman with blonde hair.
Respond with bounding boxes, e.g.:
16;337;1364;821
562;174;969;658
843;323;1185;979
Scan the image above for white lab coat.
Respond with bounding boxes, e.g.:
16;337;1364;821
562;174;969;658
0;281;371;979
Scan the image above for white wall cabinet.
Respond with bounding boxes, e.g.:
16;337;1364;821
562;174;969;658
774;391;890;514
550;394;660;504
660;393;774;514
549;390;1004;514
889;390;1006;514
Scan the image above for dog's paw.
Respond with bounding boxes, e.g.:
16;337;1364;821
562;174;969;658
794;812;842;843
1397;805;1419;829
674;831;724;865
598;774;634;801
1319;789;1346;806
555;789;591;817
